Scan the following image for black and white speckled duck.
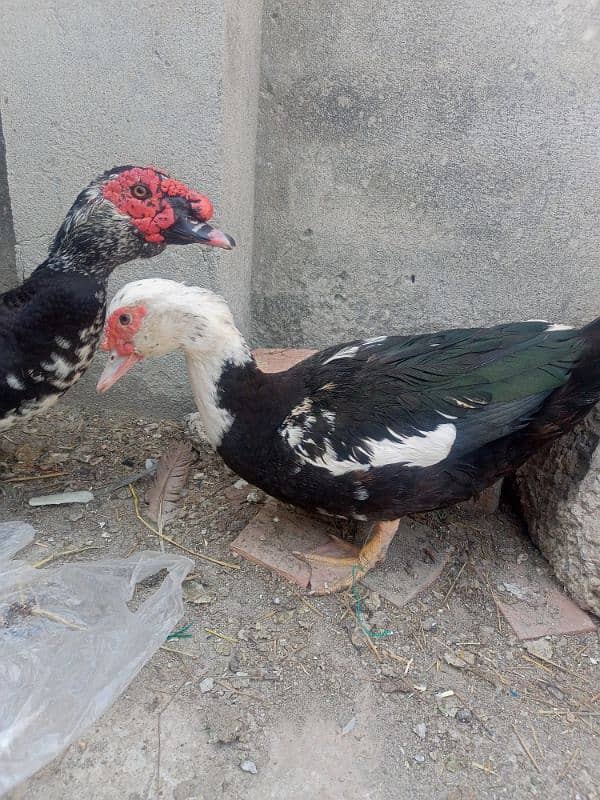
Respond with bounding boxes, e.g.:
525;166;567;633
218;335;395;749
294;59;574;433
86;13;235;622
0;167;234;433
98;279;600;593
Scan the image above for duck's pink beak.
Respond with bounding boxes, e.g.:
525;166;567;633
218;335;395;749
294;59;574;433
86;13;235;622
96;351;142;394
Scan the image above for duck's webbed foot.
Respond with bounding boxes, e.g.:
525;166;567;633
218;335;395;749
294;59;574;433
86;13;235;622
295;520;399;594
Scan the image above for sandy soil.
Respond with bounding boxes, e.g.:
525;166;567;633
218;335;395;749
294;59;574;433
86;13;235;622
1;407;599;800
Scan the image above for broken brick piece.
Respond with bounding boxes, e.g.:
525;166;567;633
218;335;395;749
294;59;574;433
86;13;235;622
231;500;451;603
252;348;317;373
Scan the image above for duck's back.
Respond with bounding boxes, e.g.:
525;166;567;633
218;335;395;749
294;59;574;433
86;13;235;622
218;320;599;521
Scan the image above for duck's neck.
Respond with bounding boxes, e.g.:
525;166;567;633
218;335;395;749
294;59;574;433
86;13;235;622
184;327;256;449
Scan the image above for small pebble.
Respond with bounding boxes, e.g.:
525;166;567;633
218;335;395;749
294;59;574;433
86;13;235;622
524;638;553;661
422;617;437;632
364;592;381;613
240;760;257;774
414;754;425;763
214;641;231;656
341;716;357;736
455;708;472;724
233;478;248;489
413;722;427;740
200;677;214;694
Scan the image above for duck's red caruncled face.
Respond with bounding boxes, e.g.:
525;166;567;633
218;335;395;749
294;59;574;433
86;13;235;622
102;304;147;355
101;167;214;244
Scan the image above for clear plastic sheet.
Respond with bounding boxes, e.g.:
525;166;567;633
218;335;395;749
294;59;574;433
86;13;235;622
0;521;192;795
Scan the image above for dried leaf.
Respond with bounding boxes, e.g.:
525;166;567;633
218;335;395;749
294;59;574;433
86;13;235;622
146;441;195;524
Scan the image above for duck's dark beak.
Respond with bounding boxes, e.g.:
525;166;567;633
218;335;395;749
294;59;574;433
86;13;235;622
97;351;142;394
163;199;236;249
164;220;236;249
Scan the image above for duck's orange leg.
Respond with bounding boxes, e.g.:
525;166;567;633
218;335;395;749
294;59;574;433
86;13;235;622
296;520;400;594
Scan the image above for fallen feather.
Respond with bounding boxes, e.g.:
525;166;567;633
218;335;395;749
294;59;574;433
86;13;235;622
146;441;195;525
29;491;93;507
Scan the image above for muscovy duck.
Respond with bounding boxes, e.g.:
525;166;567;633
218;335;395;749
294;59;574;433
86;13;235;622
97;279;600;593
0;166;234;432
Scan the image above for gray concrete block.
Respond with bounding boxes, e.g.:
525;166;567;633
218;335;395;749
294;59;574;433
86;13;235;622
516;407;600;616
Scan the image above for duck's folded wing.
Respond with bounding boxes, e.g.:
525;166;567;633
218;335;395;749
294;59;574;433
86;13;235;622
280;322;585;473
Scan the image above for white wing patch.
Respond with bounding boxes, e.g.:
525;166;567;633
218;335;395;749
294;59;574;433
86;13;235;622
358;423;456;469
41;353;73;380
362;336;387;346
6;374;24;391
322;345;359;365
284;422;456;476
546;323;573;332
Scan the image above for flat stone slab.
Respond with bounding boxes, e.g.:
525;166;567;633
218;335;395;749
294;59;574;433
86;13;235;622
360;521;452;607
230;499;452;603
473;559;597;640
231;498;598;637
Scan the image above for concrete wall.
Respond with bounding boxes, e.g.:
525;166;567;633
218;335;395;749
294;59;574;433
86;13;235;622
252;0;600;348
0;0;262;416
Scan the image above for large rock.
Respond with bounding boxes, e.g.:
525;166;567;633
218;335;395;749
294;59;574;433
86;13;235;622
516;407;600;616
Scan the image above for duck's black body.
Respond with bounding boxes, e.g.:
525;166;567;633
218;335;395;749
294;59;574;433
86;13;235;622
216;319;600;521
0;266;106;430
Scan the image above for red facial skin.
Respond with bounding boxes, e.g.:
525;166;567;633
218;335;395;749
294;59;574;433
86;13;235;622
102;305;147;355
101;167;214;244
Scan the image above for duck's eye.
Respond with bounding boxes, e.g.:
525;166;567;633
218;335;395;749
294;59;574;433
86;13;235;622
119;313;132;326
131;183;151;200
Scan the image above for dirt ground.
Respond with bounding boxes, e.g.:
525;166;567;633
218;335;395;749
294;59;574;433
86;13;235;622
1;407;599;800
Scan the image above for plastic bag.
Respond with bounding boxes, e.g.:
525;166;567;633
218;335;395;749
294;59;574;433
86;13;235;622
0;521;192;795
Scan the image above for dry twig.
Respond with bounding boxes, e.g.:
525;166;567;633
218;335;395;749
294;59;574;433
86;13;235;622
31;607;86;631
557;748;580;783
33;544;104;569
512;724;542;773
442;561;467;605
204;628;238;644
